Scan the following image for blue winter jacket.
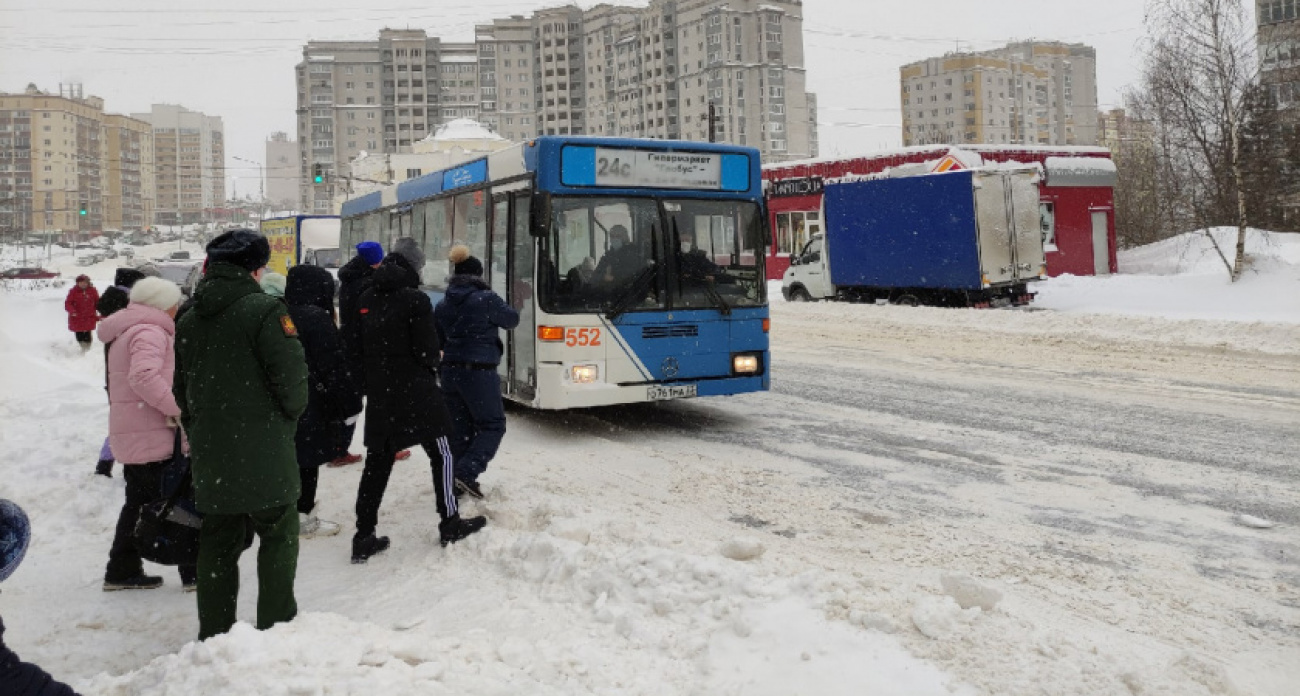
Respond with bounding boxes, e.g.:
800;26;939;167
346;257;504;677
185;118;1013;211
434;275;520;365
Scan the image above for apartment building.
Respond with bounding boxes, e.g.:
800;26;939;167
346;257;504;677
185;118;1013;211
1260;0;1300;112
901;41;1099;147
102;114;155;231
131;104;225;225
297;0;817;211
265;131;299;208
0;84;158;237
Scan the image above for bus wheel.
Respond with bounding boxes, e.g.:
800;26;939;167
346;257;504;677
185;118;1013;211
893;294;921;307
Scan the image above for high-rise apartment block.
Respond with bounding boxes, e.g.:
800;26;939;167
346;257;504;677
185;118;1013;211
901;41;1099;147
131;104;225;225
0;84;156;237
1259;0;1300;112
296;0;817;212
265;131;299;208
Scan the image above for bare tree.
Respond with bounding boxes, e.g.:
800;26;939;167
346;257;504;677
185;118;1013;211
1138;0;1257;280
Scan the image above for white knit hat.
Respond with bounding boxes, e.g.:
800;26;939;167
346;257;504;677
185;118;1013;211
129;277;183;312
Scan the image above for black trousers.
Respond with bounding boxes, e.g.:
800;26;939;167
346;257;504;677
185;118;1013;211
74;331;92;344
106;461;196;584
297;466;319;515
354;437;457;539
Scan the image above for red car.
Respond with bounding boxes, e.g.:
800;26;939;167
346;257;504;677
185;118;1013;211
1;267;59;279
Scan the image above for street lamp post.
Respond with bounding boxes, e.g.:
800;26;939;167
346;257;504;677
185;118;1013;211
233;156;266;223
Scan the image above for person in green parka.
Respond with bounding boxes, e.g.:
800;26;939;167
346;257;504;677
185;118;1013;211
173;229;309;641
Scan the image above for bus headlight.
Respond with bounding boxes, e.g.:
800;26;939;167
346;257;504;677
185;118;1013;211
570;364;600;384
732;353;762;375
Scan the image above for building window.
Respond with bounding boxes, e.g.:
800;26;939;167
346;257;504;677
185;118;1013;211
406;168;422;178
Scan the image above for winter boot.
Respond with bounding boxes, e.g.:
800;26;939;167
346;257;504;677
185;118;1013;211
103;574;164;591
351;533;390;564
454;478;484;500
439;514;487;547
300;513;341;538
95;459;114;478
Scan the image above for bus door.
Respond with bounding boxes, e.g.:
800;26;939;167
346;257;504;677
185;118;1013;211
490;189;537;401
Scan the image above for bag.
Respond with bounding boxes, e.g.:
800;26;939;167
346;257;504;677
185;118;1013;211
132;431;201;566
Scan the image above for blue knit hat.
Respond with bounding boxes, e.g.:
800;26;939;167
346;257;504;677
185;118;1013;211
0;499;31;583
356;241;384;266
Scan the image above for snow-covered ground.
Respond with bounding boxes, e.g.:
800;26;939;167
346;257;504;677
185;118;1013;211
0;231;1297;695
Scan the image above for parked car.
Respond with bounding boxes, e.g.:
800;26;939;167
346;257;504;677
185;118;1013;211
167;250;191;260
1;267;59;279
156;260;204;297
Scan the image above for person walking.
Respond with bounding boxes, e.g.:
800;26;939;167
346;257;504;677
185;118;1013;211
1;500;82;696
284;265;362;538
332;241;387;468
259;271;287;300
351;238;485;563
434;245;520;499
96;277;197;592
64;275;99;352
173;230;309;641
93;266;161;478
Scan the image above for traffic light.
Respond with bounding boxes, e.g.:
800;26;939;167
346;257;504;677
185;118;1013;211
312;164;325;184
79;207;87;216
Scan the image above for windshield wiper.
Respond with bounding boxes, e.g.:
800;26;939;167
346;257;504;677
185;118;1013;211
702;279;732;316
605;263;658;321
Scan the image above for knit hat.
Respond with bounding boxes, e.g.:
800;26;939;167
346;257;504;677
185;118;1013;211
75;274;90;283
449;244;483;277
259;271;287;298
0;499;31;583
391;237;426;272
206;229;271;272
129;277;183;311
114;267;146;289
356;241;384;266
286;265;336;313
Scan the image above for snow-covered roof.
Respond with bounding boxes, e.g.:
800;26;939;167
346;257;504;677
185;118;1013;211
1044;156;1117;188
428;118;504;142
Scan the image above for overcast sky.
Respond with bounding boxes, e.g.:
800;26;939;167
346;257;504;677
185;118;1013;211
2;0;1196;197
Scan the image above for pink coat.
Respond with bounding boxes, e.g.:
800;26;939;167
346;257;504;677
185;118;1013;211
97;303;183;465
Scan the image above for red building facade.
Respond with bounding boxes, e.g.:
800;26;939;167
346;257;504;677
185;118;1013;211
762;145;1118;280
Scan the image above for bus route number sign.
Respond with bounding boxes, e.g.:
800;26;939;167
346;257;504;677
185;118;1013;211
565;327;602;347
594;148;722;190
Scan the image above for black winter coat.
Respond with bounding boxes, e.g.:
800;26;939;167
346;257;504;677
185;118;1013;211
434;275;520;365
337;254;375;380
286;265;363;468
359;254;451;451
0;617;80;696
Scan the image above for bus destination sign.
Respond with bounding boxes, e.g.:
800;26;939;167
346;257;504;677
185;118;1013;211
594;148;723;190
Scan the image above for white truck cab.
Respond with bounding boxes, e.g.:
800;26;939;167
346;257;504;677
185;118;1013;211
781;233;832;301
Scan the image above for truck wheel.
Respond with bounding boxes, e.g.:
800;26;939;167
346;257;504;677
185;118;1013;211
791;287;813;302
893;294;921;307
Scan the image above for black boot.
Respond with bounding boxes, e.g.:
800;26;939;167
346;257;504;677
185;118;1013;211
95;459;114;478
103;574;164;591
351;533;390;564
439;514;486;547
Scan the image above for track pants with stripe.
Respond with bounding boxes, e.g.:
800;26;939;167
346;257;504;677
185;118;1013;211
354;436;458;540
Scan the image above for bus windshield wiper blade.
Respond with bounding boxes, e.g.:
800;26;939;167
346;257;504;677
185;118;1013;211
605;264;657;321
702;279;731;316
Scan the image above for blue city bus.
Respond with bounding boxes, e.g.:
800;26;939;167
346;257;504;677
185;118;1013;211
340;136;770;410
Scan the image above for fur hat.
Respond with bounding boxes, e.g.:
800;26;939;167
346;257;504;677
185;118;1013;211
356;241;384;266
114;267;146;288
206;229;271;272
0;499;31;583
449;244;483;277
259;271;287;298
129;277;183;311
392;237;425;272
134;262;162;278
75;274;91;283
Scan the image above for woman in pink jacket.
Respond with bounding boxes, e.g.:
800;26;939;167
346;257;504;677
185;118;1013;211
96;277;196;592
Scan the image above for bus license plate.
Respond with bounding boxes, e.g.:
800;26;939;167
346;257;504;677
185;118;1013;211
647;384;697;401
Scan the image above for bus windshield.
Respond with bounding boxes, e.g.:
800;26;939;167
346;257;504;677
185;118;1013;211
545;197;665;314
543;196;765;314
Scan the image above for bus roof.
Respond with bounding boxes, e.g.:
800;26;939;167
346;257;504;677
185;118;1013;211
341;136;763;218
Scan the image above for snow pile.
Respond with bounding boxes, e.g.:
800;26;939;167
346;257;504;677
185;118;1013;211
1036;228;1300;324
